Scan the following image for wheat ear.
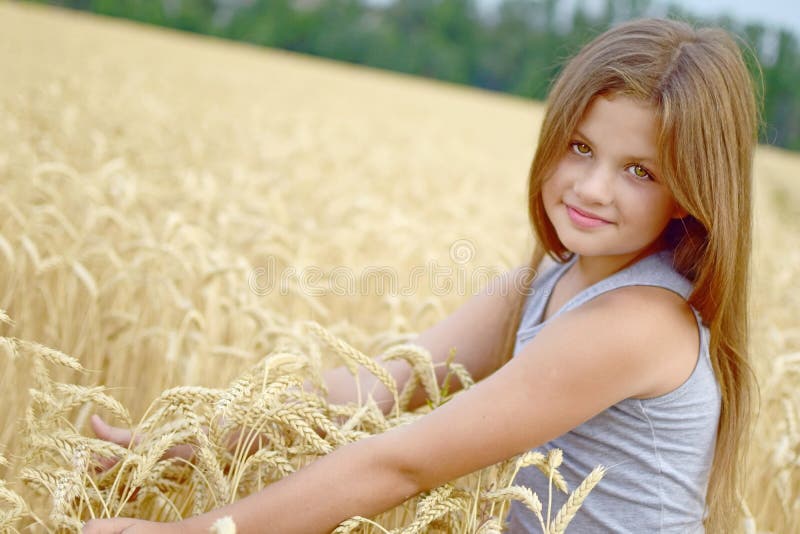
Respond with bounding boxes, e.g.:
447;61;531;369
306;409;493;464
549;465;605;534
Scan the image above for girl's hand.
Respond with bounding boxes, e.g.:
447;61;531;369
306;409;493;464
90;414;194;470
82;518;185;534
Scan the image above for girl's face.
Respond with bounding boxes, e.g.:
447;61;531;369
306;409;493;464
542;93;686;263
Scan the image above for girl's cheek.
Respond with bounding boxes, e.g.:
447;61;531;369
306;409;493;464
550;160;574;182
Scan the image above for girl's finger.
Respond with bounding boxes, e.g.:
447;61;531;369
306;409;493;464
91;453;119;473
90;414;136;446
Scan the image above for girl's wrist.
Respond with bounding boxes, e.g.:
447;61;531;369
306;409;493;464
178;517;204;533
171;521;193;534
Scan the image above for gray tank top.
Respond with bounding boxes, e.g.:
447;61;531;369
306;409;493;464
507;248;720;533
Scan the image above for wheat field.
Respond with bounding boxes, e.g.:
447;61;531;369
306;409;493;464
0;2;797;532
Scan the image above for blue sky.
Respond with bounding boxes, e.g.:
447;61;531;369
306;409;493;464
363;1;800;38
473;0;800;38
664;0;800;36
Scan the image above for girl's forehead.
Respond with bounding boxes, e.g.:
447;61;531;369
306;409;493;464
575;95;660;161
579;94;656;125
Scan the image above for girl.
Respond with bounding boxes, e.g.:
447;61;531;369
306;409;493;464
85;17;759;533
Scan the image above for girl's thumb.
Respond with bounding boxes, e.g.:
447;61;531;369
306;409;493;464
90;414;134;447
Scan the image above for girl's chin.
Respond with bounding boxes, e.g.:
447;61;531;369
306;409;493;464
554;229;606;252
555;231;623;258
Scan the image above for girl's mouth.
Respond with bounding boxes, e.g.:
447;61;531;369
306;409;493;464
565;204;612;228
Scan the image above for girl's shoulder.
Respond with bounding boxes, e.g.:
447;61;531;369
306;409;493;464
560;276;702;400
515;248;701;399
528;249;700;395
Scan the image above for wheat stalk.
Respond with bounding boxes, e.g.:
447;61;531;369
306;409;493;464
548;466;606;534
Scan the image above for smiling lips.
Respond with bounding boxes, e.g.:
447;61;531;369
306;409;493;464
565;204;613;228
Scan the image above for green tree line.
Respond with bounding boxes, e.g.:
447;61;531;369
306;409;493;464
28;0;800;150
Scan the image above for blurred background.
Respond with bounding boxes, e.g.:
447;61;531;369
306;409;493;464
23;0;800;152
1;2;798;530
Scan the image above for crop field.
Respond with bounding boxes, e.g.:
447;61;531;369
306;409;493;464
0;2;798;532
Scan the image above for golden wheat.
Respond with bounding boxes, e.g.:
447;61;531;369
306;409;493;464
0;2;797;532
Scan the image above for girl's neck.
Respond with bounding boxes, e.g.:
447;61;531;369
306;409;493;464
569;239;667;288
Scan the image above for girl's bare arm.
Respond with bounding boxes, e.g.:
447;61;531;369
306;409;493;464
90;267;531;468
85;285;691;534
319;265;533;413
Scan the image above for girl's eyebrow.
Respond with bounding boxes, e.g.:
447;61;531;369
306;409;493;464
574;128;593;143
574;128;660;167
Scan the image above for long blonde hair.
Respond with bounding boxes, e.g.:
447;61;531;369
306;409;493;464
496;18;760;532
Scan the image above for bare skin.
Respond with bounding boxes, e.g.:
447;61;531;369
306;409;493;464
84;265;698;533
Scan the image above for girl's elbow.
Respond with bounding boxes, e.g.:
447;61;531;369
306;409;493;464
370;433;428;499
393;459;428;499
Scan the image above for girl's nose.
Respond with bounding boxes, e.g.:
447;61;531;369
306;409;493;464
573;163;614;205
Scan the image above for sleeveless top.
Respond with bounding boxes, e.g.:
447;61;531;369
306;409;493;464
507;248;720;533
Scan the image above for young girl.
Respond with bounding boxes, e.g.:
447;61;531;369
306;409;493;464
85;17;758;534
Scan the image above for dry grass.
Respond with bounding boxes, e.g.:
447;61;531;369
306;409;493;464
0;2;797;532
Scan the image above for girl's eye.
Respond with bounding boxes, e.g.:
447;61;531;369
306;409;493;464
571;142;591;156
627;164;653;181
